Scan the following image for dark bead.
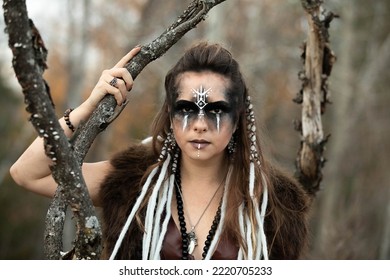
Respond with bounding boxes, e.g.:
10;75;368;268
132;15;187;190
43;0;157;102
178;215;185;222
205;240;211;246
179;221;186;227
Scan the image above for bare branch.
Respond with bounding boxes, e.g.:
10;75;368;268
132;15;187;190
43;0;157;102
294;0;337;196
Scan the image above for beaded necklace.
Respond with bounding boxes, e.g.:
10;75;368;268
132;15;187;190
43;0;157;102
174;167;222;260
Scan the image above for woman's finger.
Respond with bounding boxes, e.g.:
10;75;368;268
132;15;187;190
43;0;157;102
114;46;142;68
106;68;134;91
106;76;128;101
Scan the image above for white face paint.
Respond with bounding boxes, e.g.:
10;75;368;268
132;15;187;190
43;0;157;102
216;113;221;133
180;85;212;131
183;114;188;131
193;86;212;118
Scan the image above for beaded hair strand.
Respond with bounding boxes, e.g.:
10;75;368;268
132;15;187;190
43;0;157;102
241;95;269;260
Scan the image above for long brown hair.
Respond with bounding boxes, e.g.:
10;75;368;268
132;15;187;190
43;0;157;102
146;41;278;256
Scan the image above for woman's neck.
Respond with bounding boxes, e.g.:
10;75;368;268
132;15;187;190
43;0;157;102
179;153;229;191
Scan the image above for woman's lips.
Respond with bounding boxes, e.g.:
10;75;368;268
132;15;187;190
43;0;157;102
190;140;210;149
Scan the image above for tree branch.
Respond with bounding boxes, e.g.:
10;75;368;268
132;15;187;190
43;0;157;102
293;0;337;196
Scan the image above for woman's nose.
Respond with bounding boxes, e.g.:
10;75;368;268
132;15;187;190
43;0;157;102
193;114;208;132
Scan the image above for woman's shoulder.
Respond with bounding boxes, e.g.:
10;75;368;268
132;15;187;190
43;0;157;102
110;138;155;169
99;140;155;259
99;139;157;204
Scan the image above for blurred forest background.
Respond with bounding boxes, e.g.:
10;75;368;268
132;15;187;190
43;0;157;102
0;0;389;259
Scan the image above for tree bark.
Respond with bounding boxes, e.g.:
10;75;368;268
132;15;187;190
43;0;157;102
3;0;226;260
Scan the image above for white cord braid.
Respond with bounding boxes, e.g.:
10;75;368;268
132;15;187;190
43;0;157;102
149;175;172;258
149;179;169;257
237;204;245;260
109;164;160;260
245;213;254;259
142;154;171;259
260;172;269;260
152;174;175;259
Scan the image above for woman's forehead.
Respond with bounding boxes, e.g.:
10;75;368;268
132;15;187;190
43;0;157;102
176;71;229;101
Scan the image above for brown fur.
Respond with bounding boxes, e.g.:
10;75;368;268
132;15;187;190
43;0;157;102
99;143;312;260
266;165;312;259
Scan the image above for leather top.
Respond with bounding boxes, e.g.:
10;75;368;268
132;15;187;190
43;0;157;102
160;217;238;260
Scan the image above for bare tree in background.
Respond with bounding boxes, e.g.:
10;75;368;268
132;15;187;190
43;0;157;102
65;0;91;109
312;0;390;259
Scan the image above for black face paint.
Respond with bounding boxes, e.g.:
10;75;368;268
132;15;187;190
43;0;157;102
173;99;234;132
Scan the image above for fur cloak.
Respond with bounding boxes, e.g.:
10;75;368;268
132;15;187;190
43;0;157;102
99;143;312;259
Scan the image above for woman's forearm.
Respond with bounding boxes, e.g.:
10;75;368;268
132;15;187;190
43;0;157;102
9;101;96;195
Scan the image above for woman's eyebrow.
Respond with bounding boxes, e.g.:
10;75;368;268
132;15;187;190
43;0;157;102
175;99;230;107
205;100;232;110
174;100;198;109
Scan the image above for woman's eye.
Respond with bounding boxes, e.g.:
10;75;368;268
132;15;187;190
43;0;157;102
210;108;222;114
182;107;193;113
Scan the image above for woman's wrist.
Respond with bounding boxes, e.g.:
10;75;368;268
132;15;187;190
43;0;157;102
60;101;96;135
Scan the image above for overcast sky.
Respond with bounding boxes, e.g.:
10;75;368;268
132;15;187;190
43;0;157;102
1;1;64;90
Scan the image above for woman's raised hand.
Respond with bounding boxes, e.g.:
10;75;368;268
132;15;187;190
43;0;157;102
86;46;141;109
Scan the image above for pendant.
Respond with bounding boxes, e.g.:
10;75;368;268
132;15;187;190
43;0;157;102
187;230;198;255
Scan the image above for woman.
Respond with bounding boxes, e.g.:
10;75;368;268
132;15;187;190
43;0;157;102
10;42;311;260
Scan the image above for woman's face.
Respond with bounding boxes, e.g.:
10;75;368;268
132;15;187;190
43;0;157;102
171;71;237;163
